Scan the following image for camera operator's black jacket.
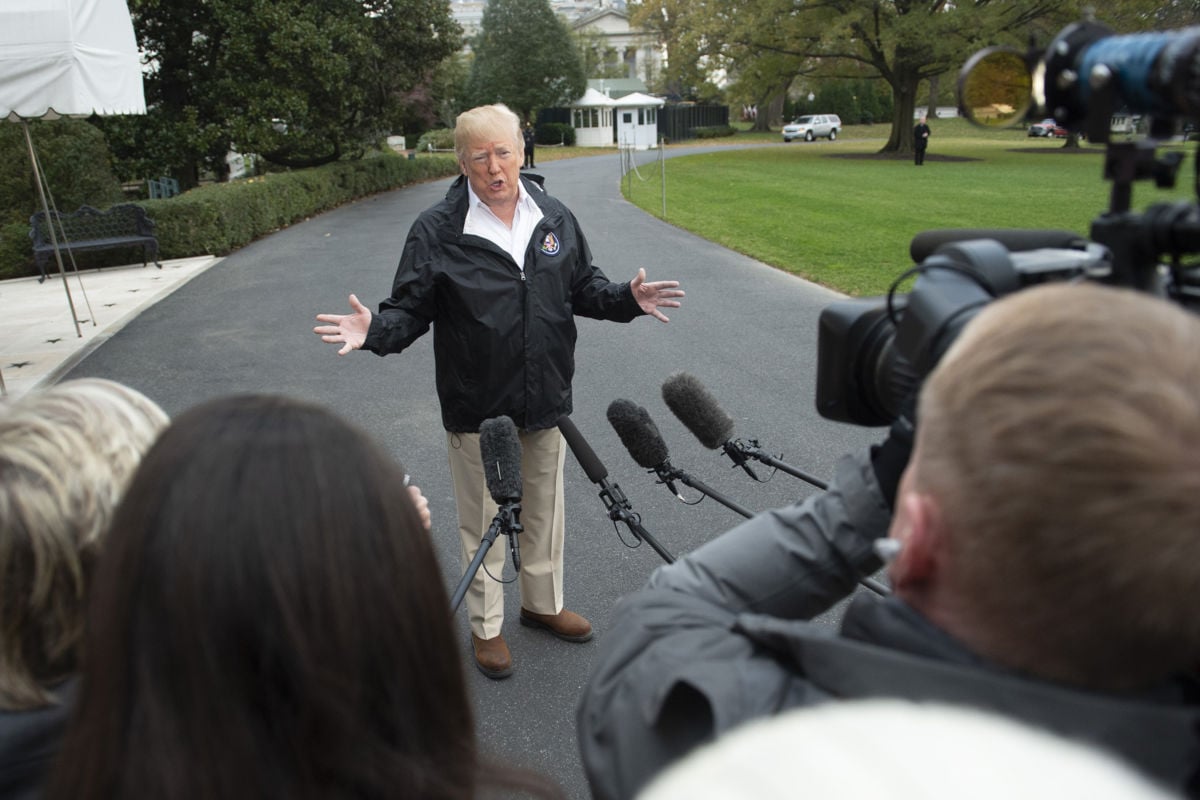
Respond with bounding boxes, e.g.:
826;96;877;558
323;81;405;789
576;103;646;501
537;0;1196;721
362;174;642;433
576;451;1200;800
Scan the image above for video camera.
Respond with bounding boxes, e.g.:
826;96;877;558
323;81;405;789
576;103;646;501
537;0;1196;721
817;20;1200;428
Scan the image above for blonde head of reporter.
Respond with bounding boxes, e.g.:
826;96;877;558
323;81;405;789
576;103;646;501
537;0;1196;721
0;378;167;711
638;700;1177;799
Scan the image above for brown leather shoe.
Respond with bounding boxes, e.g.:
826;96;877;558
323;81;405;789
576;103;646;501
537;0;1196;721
471;633;513;679
519;607;593;642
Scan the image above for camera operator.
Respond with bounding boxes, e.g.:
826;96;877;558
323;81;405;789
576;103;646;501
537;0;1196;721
576;282;1200;799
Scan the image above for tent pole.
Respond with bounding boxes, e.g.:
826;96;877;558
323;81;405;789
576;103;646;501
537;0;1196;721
23;120;81;338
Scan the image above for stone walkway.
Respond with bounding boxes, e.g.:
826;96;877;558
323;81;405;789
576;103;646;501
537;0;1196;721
0;255;218;401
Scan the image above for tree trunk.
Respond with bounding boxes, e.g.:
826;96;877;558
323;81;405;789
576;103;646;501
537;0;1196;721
926;73;940;119
882;74;919;154
763;92;785;131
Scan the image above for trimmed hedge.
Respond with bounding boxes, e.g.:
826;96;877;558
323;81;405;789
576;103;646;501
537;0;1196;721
692;125;738;139
537;122;575;147
0;152;460;279
416;129;456;153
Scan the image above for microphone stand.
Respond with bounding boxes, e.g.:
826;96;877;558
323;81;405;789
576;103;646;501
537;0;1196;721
651;461;756;519
724;439;829;491
557;414;677;564
450;501;522;613
654;461;888;598
596;477;676;564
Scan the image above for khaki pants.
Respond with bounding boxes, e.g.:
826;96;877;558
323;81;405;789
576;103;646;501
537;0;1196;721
447;427;565;639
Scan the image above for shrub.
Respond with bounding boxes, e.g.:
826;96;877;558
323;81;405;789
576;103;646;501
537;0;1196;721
692;125;737;139
416;129;456;153
0;153;460;278
537;123;575;147
0;119;124;226
0;222;32;280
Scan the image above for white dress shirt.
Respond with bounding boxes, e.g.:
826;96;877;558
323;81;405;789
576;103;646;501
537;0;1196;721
463;180;545;274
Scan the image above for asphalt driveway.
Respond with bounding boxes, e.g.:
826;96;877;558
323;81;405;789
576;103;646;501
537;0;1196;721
64;146;882;798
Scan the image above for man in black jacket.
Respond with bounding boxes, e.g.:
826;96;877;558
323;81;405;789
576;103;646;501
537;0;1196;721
576;282;1200;798
914;114;931;165
315;104;683;679
523;122;536;169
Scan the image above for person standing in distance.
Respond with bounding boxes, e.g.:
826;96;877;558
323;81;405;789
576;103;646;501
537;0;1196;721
314;103;683;680
914;115;931;166
523;122;537;169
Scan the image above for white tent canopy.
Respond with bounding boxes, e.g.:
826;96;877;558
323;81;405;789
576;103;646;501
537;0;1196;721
0;0;145;120
0;0;145;355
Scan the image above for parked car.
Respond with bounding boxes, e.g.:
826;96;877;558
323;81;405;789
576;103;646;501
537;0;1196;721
1028;119;1068;138
783;114;841;142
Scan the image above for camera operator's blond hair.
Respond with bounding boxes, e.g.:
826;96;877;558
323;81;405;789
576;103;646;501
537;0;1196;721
899;282;1200;691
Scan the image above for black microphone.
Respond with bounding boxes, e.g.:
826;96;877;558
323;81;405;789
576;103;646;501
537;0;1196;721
607;399;755;518
557;414;675;563
909;229;1088;264
606;399;681;499
661;372;733;449
450;417;525;612
479;415;522;571
662;372;828;490
480;415;522;503
558;413;610;484
661;372;759;480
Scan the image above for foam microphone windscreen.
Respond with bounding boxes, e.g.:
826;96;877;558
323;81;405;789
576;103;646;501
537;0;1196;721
479;416;522;502
607;399;670;469
662;372;735;450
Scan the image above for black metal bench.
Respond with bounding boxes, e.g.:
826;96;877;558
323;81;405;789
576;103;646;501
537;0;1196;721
30;204;162;282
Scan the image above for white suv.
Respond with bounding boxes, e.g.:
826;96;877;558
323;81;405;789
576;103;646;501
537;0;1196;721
782;114;841;142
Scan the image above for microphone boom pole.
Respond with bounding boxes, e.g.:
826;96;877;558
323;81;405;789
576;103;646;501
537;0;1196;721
649;460;756;519
558;415;676;564
607;399;756;519
663;372;829;490
723;439;829;491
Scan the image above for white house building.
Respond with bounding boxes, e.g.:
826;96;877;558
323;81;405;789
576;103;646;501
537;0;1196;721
570;6;663;85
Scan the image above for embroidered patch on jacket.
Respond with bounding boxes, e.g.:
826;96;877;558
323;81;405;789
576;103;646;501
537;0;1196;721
540;232;561;256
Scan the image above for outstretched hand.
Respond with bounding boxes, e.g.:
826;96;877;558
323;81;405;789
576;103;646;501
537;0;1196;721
314;294;372;355
630;268;684;323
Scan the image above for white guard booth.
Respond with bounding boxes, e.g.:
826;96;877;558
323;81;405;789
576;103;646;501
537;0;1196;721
571;87;615;147
613;91;664;150
0;0;146;346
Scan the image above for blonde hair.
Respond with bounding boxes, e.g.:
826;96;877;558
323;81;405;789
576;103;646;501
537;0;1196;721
915;283;1200;689
0;379;167;709
454;103;523;162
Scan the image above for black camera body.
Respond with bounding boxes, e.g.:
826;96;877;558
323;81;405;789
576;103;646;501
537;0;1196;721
816;20;1200;428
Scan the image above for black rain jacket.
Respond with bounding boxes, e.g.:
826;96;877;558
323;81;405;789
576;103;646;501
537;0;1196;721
362;174;643;432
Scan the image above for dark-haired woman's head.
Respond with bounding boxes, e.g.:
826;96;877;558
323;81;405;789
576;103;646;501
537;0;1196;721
49;395;475;800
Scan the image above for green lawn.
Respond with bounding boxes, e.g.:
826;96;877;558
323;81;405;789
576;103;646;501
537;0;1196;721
622;123;1194;296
